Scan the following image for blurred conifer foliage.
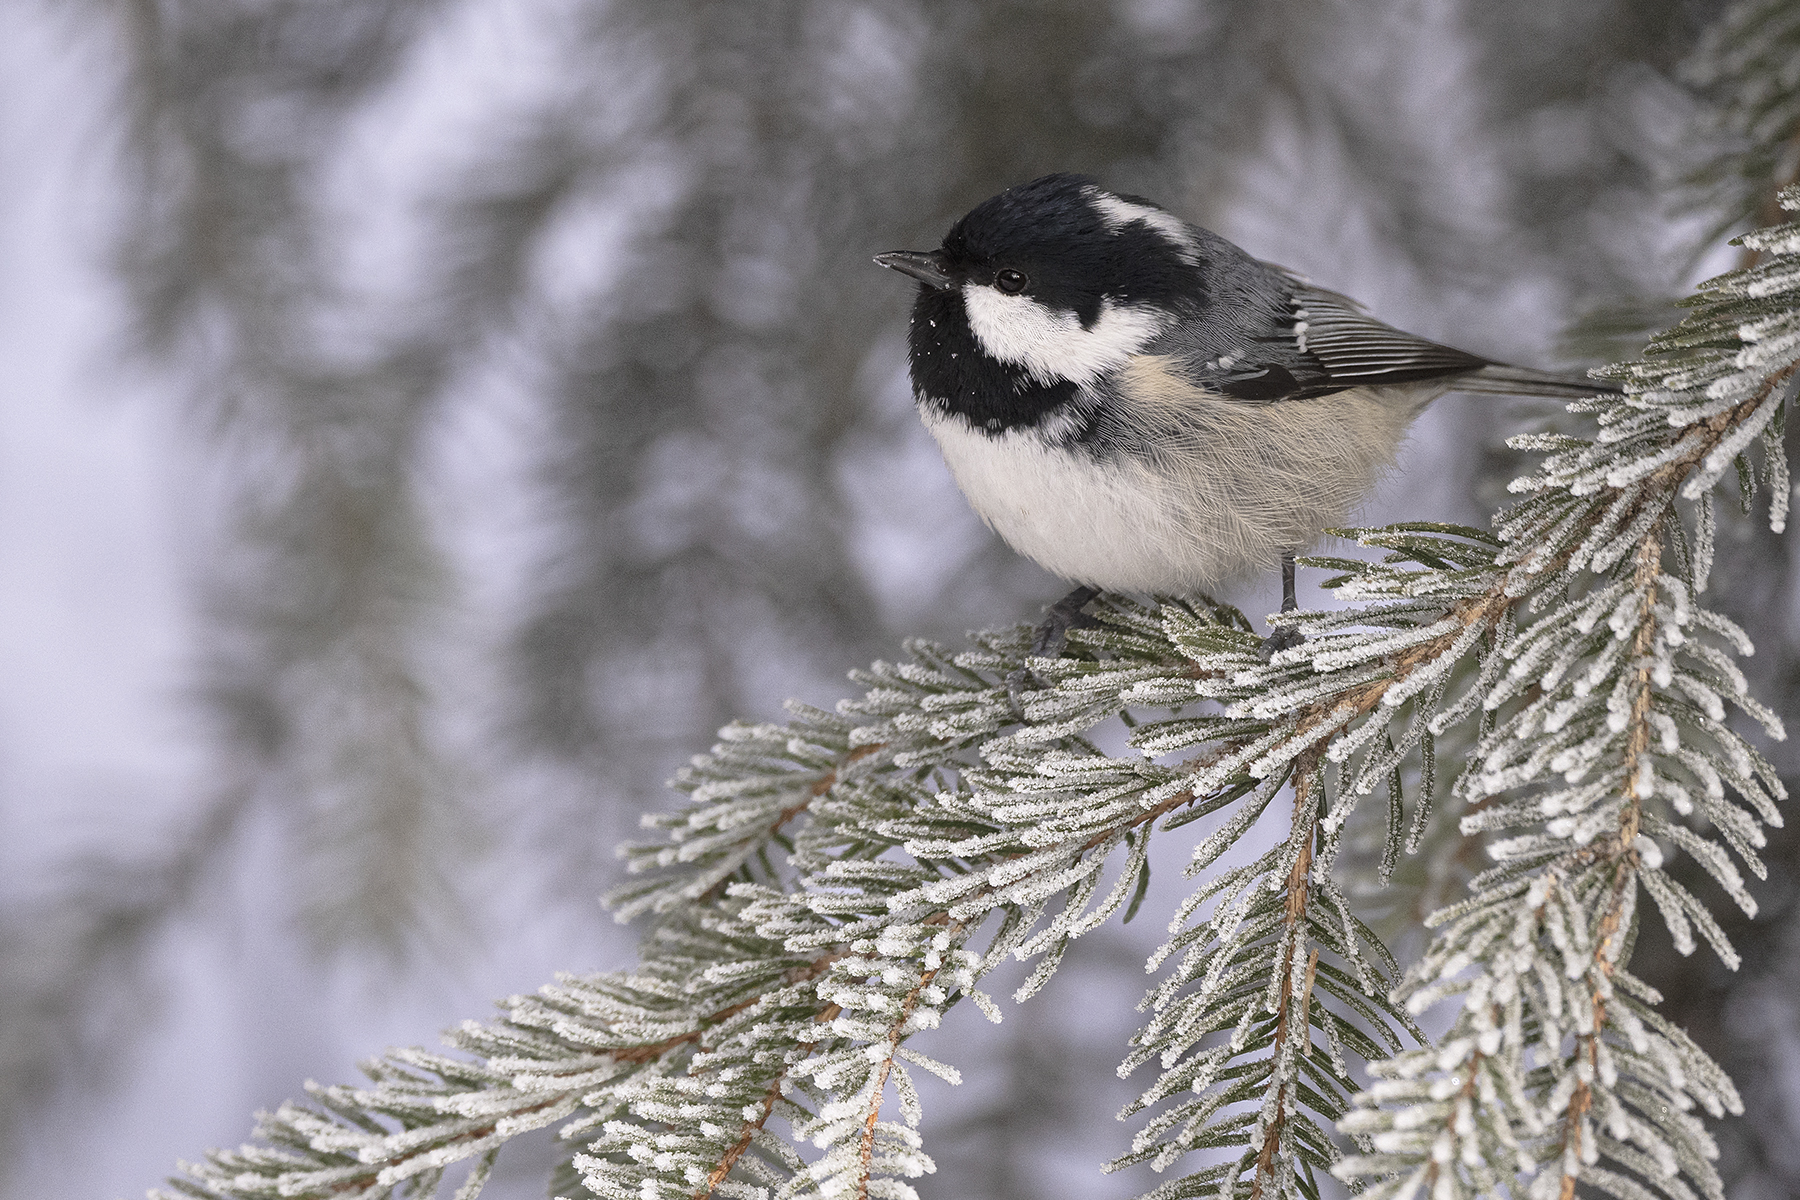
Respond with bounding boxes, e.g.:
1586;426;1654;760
18;0;1800;1196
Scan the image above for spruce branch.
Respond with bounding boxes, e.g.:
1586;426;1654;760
154;511;1635;1199
158;181;1800;1200
1339;192;1800;1200
848;916;963;1200
165;585;1468;1200
1550;527;1667;1200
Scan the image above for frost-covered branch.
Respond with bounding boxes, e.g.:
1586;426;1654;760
1338;197;1800;1200
160;249;1793;1200
158;125;1800;1200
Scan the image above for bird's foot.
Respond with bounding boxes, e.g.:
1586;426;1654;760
1029;585;1102;658
1258;624;1305;662
1007;586;1101;704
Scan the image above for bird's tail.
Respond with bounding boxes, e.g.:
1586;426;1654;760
1454;362;1622;400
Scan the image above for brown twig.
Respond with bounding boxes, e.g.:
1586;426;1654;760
1248;755;1323;1200
1553;524;1664;1200
851;920;965;1200
691;1002;843;1200
696;1081;783;1198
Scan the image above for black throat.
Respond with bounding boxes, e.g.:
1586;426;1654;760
905;287;1080;436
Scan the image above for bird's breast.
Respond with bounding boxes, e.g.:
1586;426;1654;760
918;364;1436;593
921;406;1195;589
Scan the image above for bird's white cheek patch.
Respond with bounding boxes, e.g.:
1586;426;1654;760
961;287;1165;386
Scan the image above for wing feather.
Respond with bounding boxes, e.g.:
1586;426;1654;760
1288;284;1489;386
1146;252;1614;404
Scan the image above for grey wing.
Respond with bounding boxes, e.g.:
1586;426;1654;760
1152;256;1612;402
1282;282;1490;392
1151;268;1489;402
1286;282;1619;400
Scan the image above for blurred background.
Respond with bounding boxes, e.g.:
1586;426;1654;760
5;1;1799;1197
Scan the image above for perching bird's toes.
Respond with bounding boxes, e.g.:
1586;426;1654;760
1007;585;1101;703
1258;625;1305;661
1030;585;1102;659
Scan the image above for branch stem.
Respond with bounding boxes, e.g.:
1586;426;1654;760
1556;521;1665;1199
1250;753;1323;1200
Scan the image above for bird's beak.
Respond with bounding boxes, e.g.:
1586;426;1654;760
874;250;954;289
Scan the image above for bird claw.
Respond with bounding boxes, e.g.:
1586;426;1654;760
1258;626;1305;661
1029;585;1101;659
1009;586;1101;712
1005;666;1034;711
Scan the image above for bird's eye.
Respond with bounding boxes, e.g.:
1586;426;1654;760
994;268;1029;294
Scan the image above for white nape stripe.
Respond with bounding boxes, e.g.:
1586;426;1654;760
1088;192;1199;261
961;286;1165;386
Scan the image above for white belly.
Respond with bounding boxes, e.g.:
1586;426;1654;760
920;377;1428;594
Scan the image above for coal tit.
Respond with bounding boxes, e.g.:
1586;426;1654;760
875;173;1614;651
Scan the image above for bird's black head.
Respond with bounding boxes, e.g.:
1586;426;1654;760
876;173;1208;435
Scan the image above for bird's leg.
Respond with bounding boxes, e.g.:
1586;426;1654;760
1008;585;1101;704
1259;552;1304;659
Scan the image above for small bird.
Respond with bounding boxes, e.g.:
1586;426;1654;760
874;173;1614;658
